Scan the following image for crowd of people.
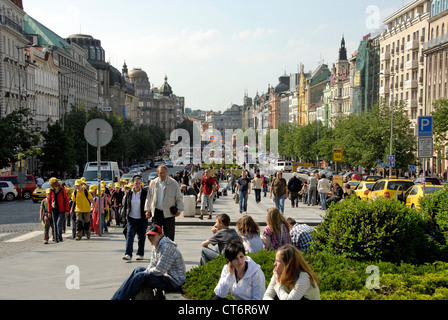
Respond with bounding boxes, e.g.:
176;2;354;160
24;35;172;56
38;164;322;301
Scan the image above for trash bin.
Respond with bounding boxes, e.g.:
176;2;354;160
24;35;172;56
183;195;196;217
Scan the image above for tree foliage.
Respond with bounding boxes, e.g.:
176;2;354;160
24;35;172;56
0;107;41;168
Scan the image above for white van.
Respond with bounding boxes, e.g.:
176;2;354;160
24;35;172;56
274;160;292;172
83;161;121;186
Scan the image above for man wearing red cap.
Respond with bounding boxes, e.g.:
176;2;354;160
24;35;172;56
111;224;186;300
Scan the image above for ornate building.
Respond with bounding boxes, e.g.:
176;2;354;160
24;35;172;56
330;36;351;122
128;69;184;144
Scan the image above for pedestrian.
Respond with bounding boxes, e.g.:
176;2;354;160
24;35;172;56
145;164;184;241
236;215;263;254
263;245;321;300
301;181;309;204
261;207;291;250
262;173;269;197
39;189;53;244
47;177;69;243
200;213;241;265
71;179;93;241
122;176;149;261
111;225;186;300
180;183;197;202
270;171;288;214
111;182;124;227
236;170;251;214
89;185;100;235
287;173;302;208
252;173;263;204
307;172;318;206
343;183;353;199
317;174;331;210
287;218;314;254
227;170;237;194
326;183;344;207
198;169;217;220
211;240;266;300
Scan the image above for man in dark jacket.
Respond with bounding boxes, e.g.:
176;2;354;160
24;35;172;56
122;176;149;261
287;173;303;208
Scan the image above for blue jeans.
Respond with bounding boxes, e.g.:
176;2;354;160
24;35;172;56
320;193;328;210
239;191;248;212
125;217;148;257
273;195;286;213
200;246;220;265
111;266;177;300
52;211;65;243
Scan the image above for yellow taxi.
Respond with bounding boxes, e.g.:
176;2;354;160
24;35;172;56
32;180;75;203
353;180;377;200
368;177;415;201
347;180;361;190
403;184;444;210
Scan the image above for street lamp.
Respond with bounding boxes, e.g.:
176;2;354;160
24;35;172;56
59;70;78;130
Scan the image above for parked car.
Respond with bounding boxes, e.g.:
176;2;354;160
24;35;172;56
403;184;444;210
369;178;415;201
0;175;36;200
361;175;382;181
351;173;367;181
307;167;319;175
148;172;158;181
296;166;309;174
0;181;18;201
0;187;3;200
414;177;442;186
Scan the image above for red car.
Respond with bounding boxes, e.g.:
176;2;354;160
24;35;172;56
351;173;367;181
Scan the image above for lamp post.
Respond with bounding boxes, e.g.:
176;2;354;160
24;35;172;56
59;70;78;130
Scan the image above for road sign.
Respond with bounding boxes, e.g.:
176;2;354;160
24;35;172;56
387;155;395;167
418;136;434;158
333;151;343;162
408;165;416;172
418;116;433;137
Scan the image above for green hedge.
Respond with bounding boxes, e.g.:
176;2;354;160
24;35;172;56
182;250;448;300
420;185;448;247
312;197;441;264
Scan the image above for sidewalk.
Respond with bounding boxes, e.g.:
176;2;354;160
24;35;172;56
0;181;324;300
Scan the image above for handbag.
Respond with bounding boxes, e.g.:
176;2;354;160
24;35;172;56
233;193;239;204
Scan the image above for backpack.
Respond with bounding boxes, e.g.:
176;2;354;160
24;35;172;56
74;188;91;204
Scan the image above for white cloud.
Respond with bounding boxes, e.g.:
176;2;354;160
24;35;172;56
232;28;278;40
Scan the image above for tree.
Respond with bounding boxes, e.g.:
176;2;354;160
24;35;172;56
40;121;77;177
0;107;40;168
432;98;448;161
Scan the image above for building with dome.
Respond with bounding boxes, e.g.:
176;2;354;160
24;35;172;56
128;68;184;145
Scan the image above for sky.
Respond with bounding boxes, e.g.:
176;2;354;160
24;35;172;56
23;0;413;112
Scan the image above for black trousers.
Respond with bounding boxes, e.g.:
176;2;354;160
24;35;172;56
152;209;176;241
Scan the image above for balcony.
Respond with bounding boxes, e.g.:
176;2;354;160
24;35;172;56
406;60;418;70
380;86;390;95
407;99;418;109
406;40;419;51
423;34;448;51
380;69;390;77
381;51;391;61
405;79;418;89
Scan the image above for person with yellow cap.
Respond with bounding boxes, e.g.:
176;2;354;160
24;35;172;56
39;189;54;244
71;179;93;240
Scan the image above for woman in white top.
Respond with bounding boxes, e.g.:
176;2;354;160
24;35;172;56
212;241;266;300
236;215;263;253
317;174;332;210
263;244;321;300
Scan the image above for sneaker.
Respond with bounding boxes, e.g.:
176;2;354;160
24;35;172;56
122;254;132;261
199;215;203;220
136;255;144;260
208;215;212;220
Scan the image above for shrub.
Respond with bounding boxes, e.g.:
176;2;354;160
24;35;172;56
182;249;448;300
311;197;438;264
420;186;448;247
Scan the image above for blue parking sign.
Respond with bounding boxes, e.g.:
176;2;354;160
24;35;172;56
418;116;433;137
387;155;395;168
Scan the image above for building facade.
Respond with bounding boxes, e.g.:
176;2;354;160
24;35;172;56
378;0;431;135
423;0;448;173
0;0;30;117
330;36;351;121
